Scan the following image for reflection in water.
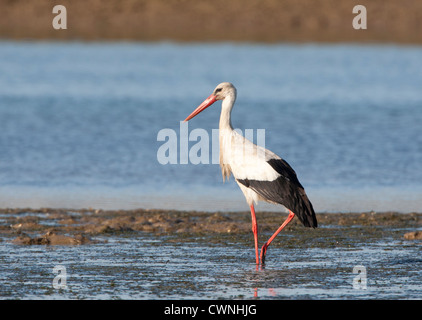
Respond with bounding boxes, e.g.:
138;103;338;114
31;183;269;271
252;264;280;298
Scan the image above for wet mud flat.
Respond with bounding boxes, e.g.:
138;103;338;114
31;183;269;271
0;208;421;299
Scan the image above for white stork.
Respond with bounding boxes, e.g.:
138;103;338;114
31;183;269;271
184;82;317;264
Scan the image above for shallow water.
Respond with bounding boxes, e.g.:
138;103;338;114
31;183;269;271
1;211;421;299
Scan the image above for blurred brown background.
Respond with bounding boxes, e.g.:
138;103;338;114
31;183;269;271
1;0;421;43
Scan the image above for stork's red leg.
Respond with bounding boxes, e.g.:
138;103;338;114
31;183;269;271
250;204;259;265
260;210;295;264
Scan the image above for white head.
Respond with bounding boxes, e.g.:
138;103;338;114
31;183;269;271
184;82;237;122
211;82;237;101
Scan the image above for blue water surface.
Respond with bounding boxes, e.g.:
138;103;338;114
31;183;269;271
0;41;421;212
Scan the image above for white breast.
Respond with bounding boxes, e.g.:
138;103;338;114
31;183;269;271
220;129;281;182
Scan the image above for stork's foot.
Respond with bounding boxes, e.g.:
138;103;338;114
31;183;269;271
260;242;268;265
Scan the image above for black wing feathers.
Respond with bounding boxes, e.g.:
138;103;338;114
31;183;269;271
237;158;317;228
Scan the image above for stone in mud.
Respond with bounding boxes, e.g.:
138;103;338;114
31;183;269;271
404;231;422;240
12;231;92;245
85;221;134;234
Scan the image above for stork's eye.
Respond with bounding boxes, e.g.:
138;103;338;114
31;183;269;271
215;88;222;93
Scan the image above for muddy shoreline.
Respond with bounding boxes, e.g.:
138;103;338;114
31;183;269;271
1;208;421;245
2;207;421;299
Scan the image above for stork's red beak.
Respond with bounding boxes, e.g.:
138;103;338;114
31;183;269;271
184;94;217;122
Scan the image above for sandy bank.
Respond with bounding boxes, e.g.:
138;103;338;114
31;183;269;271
1;0;421;44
